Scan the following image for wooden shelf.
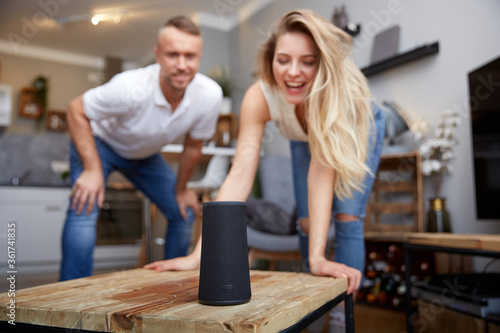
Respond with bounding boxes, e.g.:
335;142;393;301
361;41;439;77
364;151;424;233
364;231;409;242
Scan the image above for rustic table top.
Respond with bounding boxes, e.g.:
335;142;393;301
405;232;500;253
0;269;347;333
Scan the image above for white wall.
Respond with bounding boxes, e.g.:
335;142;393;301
339;0;500;233
228;0;500;234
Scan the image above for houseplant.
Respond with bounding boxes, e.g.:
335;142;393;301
209;65;232;114
31;75;49;130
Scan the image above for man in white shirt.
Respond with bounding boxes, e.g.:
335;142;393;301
60;16;222;281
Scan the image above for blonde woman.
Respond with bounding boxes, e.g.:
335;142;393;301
145;9;385;294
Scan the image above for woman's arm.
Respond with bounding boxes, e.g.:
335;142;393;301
144;82;271;271
216;84;270;201
307;153;362;295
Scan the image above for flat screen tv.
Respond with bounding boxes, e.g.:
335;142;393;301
468;55;500;220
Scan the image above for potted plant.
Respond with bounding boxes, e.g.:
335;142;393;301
32;75;49;114
418;109;461;232
209;65;232;114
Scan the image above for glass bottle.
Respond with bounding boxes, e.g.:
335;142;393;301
427;197;451;232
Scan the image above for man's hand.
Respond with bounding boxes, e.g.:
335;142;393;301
70;169;105;215
309;257;362;295
176;189;200;219
144;254;200;272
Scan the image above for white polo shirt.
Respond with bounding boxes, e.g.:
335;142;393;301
83;64;222;159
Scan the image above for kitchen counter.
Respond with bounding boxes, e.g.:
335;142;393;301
161;143;236;156
0;183;70;188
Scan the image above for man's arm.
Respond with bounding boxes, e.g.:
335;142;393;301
175;134;204;218
66;95;105;215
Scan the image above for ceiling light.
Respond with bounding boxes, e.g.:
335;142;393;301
91;15;101;25
54;11;126;26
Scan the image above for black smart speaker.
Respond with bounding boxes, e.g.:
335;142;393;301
198;201;251;306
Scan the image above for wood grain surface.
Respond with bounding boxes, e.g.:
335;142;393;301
0;269;347;333
406;232;500;252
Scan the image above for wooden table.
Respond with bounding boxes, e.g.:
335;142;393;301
404;233;500;333
0;269;352;333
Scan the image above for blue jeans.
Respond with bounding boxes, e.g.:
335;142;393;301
291;105;385;274
60;137;195;281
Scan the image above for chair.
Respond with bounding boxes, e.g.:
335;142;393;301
246;154;336;270
187;154;231;244
187;154;230;191
246;154;302;270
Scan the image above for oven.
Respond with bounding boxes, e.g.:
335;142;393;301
97;188;143;245
94;188;144;270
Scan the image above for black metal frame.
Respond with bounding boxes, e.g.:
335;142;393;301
404;243;500;333
281;292;354;333
0;321;95;333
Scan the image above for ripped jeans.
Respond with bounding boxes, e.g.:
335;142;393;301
60;137;195;281
290;105;385;275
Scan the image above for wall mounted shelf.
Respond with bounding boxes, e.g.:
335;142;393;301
361;41;439;77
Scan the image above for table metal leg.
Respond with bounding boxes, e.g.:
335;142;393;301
345;293;355;333
280;292;353;333
404;244;413;333
142;197;152;264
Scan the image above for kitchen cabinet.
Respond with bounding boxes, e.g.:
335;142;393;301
0;186;70;274
0;84;12;127
0;186;141;289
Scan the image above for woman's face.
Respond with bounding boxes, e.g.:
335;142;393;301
272;32;318;105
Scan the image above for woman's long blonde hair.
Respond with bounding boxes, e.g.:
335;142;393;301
258;9;374;199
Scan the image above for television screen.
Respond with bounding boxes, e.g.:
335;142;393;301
468;55;500;220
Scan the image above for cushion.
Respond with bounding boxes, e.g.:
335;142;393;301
246;197;297;235
259;155;295;215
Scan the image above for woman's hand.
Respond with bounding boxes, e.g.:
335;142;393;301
144;254;200;272
309;257;362;295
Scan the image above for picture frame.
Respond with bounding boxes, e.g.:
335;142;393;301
45;109;68;131
19;86;42;119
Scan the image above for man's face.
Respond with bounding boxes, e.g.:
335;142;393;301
155;26;202;92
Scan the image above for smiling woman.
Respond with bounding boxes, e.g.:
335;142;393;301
272;32;318;107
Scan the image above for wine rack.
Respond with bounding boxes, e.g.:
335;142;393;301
358;238;435;311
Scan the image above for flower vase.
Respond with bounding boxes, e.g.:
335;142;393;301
426;197;451;233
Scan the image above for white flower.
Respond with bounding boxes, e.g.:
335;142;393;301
431;160;441;172
434;128;443;137
419;142;432;157
421;160;433;175
418;110;461;177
